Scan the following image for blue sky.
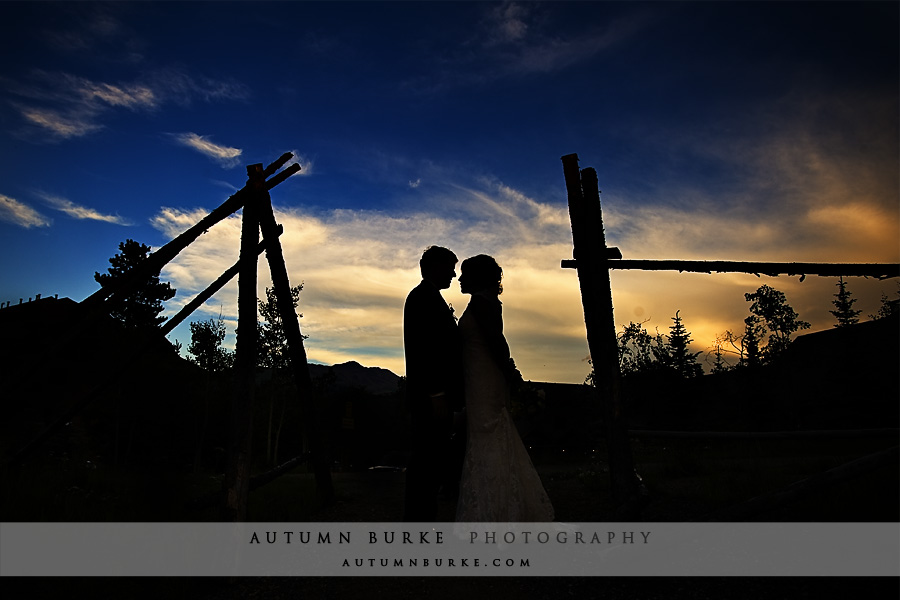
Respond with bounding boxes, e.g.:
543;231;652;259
1;1;897;383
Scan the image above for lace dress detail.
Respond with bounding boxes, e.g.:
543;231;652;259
455;296;554;522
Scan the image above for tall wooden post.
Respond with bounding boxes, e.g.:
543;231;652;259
256;174;335;507
224;165;262;521
562;153;641;519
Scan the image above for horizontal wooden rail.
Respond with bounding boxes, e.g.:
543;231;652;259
561;259;900;279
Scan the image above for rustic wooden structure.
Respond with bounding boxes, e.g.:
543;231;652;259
9;152;330;520
560;152;900;520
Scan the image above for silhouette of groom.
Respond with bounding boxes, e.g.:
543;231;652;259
403;245;464;521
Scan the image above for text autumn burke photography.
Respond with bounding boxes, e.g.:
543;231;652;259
247;528;651;545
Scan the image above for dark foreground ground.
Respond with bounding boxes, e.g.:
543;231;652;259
4;449;899;599
4;432;898;598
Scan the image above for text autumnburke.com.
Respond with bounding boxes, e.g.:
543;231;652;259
248;530;652;545
340;557;533;569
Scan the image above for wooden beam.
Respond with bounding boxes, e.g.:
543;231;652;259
82;154;300;310
265;163;302;191
223;164;262;522
83;190;251;309
256;179;335;507
562;154;642;519
263;152;295;179
562;259;900;279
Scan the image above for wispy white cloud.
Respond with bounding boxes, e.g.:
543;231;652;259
210;179;240;193
287;150;314;176
0;194;51;228
35;192;131;225
72;77;156;110
16;106;103;139
172;133;243;168
6;68;248;142
6;70;156;141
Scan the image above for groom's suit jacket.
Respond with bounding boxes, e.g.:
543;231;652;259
403;280;463;413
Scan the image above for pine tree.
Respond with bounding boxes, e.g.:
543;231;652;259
830;277;861;327
710;342;730;374
664;311;703;378
869;284;900;320
94;239;176;330
740;315;765;368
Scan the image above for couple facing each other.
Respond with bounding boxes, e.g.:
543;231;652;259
403;245;554;522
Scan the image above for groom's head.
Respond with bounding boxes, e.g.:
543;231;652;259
420;246;458;290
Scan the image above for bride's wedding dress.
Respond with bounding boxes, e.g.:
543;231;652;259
455;294;554;522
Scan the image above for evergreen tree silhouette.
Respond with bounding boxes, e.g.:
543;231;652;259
93;239;175;330
829;277;861;327
869;284;900;320
710;341;730;374
741;315;765;368
664;311;703;378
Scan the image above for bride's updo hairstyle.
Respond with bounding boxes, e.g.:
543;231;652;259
461;254;503;295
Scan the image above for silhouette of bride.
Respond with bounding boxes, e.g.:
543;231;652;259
455;255;554;522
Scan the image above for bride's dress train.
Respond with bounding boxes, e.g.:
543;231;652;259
455;295;554;522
